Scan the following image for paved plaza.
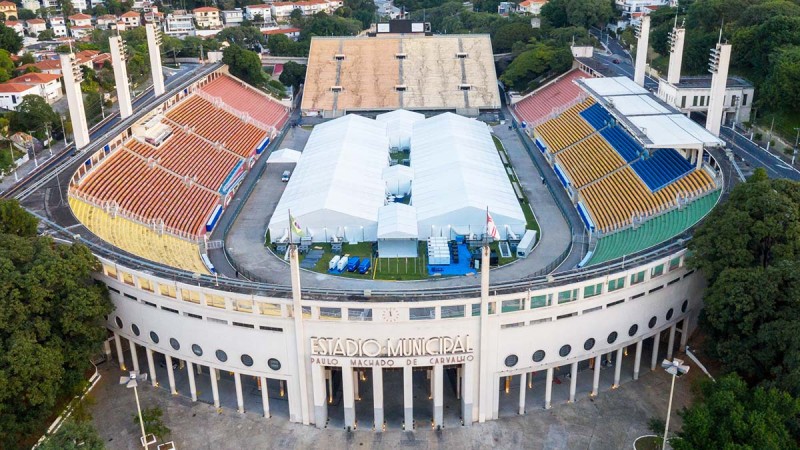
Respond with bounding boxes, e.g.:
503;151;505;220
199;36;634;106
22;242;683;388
89;345;703;450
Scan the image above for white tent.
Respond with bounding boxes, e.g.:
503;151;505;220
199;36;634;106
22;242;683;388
410;113;526;240
377;203;418;258
267;148;302;164
382;164;414;197
376;109;425;150
268;115;389;243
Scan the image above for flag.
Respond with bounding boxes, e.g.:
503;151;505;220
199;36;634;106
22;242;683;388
289;211;303;237
486;210;499;240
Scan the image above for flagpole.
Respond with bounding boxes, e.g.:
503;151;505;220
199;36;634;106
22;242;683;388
288;209;293;246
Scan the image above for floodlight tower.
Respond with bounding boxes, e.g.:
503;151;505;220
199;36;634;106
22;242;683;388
109;35;133;119
145;23;165;96
705;32;732;137
60;52;90;149
666;18;685;85
634;15;651;87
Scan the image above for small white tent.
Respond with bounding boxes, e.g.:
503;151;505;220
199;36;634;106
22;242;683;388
267;148;302;164
382;164;414;197
376;109;425;150
377;203;418;258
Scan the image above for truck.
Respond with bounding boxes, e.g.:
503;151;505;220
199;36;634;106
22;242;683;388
516;230;538;259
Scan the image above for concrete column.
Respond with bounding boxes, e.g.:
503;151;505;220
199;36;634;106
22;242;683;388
634;16;651;87
288;245;311;424
109;35;133;118
113;332;125;370
680;317;690;349
478;244;491;422
129;340;139;373
461;362;474;426
705;43;732;136
544;368;553;409
613;348;623;387
145;24;165;96
260;377;271;418
342;367;356;429
187;361;197;402
433;364;443;428
667;24;685;85
403;366;413;429
234;372;245;413
145;347;157;386
667;324;677;359
311;365;327;428
518;373;526;414
651;332;661;370
492;376;500;420
210;368;220;408
354;369;360;401
165;355;177;395
591;356;601;396
569;362;578;402
372;367;384;431
633;340;643;380
59;53;90;149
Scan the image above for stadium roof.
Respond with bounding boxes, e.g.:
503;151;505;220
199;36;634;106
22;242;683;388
376;109;425;149
377;203;418;239
577;77;723;149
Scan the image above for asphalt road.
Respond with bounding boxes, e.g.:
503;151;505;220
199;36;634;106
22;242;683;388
720;126;800;181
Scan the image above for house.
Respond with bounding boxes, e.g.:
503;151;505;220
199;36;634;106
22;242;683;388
22;0;39;13
72;0;89;12
16;58;62;75
193;6;221;28
497;1;516;16
244;4;272;22
518;0;547;15
132;0;155;11
271;0;338;22
71;25;93;38
121;11;141;27
0;83;37;111
0;1;17;19
68;13;93;27
222;8;243;26
97;14;118;29
144;8;163;24
41;0;58;11
615;0;674;19
163;12;195;37
25;18;47;36
7;72;63;103
4;21;24;37
262;27;301;40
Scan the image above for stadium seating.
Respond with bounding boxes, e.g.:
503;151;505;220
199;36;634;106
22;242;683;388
579;103;613;130
69;197;209;274
600;125;642;162
201;74;290;130
586;190;721;266
580;167;716;232
125;130;243;192
555;134;625;187
75;149;220;236
166;96;267;158
535;99;596;152
631;148;694;192
337;38;400;110
513;69;586;127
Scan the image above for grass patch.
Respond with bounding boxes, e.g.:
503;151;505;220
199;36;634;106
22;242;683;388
493;134;540;234
489;241;516;266
300;125;314;131
299;242;375;278
756;110;800;144
374;241;428;280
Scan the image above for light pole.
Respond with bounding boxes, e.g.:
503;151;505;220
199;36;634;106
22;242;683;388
9;143;17;181
792;127;799;165
120;371;156;449
660;358;690;450
60;114;70;147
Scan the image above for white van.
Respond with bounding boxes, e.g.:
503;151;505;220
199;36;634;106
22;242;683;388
281;170;291;182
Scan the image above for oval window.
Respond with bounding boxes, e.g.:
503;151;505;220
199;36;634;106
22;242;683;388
532;350;546;362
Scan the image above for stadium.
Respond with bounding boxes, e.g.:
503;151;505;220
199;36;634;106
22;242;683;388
11;26;729;431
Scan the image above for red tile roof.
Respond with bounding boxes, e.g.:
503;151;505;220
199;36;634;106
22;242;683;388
121;11;140;18
0;83;35;93
9;72;62;84
262;27;301;35
26;18;46;24
193;6;219;12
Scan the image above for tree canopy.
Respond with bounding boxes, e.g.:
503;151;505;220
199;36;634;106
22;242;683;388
0;23;23;54
499;42;573;91
541;0;615;29
223;44;267;88
0;200;113;448
38;420;104;450
9;95;62;137
278;61;307;89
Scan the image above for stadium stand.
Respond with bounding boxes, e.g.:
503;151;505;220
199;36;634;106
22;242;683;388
631;148;694;192
600;125;641;162
201;74;290;131
580;167;715;232
69;197;209;273
512;69;586;127
337;38;400;110
579;103;613;130
535;99;596;152
555;134;625;187
303;38;341;112
586;190;720;265
166;95;267;158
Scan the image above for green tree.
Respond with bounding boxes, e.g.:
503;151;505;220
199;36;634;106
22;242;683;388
493;22;536;53
217;25;267;50
61;0;76;17
0;201;113;447
762;45;800;111
134;407;171;441
278;61;306;89
38;420;104;450
0;23;23;53
499;42;572;91
9;95;61;136
343;0;376;29
0;49;15;82
17;9;37;21
222;44;267;87
19;52;36;65
542;0;614;29
38;29;56;41
671;374;800;450
0;199;38;237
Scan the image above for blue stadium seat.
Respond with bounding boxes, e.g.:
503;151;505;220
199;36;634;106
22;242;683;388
600;126;641;163
579;103;612;130
631;148;694;192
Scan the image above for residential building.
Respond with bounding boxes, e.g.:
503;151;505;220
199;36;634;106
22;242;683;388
97;14;119;29
0;0;17;19
71;25;93;38
244;4;272;22
68;13;93;27
25;18;47;36
41;0;58;11
271;0;339;22
0;83;37;110
7;72;63;104
615;0;675;19
518;0;547;15
49;16;65;27
222;8;244;26
22;0;39;13
163;11;195;37
262;27;301;40
193;6;222;28
657;76;755;126
4;21;24;37
73;0;89;12
132;0;156;11
16;58;62;75
121;11;141;27
144;8;164;24
497;1;515;16
51;24;68;37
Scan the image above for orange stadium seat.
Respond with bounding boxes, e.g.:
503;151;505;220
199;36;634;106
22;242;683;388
201;74;290;130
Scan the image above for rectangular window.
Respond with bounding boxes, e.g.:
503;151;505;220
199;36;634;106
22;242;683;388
259;303;282;316
530;294;549;308
348;308;372;321
233;299;253;313
232;322;255;329
121;272;135;286
301;306;312;318
410;307;435;320
162;307;178;314
557;312;576;320
692;96;698;106
441;305;465;318
608;299;624;307
668;277;681;286
259;325;283;332
207;317;226;324
472;303;481;316
529;318;552;325
186;312;202;319
318;307;341;320
104;264;117;279
139;278;154;292
583;306;602;314
206;293;225;308
558;289;578;304
608;276;625;292
501;299;524;313
680;96;686;108
683;270;695;278
107;286;120;294
649;286;664;294
651;264;664;278
160;284;176;298
583;282;603;298
668;257;681;271
123;293;137;301
742;93;748;106
180;289;200;304
501;322;524;329
630;271;645;285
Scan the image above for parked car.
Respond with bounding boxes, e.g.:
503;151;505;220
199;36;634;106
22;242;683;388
281;170;291;182
612;58;621;64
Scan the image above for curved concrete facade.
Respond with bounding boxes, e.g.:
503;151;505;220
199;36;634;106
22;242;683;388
101;246;703;431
